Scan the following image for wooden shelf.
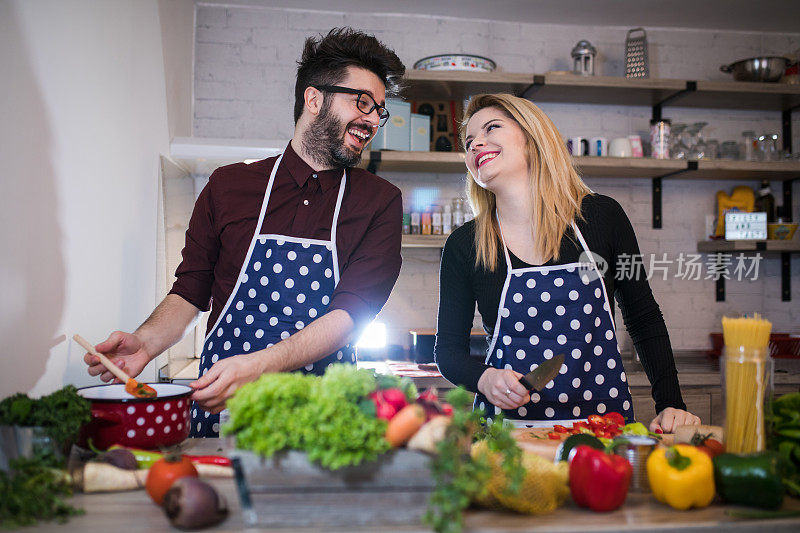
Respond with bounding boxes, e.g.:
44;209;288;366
687;80;800;111
402;234;448;248
529;74;687;107
402;69;533;100
400;70;800;111
688;159;800;181
697;240;800;253
362;150;800;181
360;150;466;173
574;156;685;178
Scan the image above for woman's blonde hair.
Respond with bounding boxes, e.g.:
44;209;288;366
460;94;592;271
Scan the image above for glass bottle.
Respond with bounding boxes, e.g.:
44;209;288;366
742;131;756;161
452;198;465;228
442;205;453;234
431;205;443;235
754;180;776;223
410;212;421;234
421;207;432;235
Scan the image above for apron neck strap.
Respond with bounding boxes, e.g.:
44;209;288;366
496;210;591;270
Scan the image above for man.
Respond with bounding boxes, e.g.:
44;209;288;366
83;28;406;437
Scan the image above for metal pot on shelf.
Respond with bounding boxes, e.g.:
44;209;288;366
720;57;789;82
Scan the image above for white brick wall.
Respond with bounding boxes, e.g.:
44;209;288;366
191;4;800;352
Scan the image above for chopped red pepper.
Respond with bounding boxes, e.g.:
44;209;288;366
569;445;632;512
554;424;569;433
604;411;625;426
548;432;562;440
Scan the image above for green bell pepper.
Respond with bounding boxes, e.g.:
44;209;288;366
712;452;785;509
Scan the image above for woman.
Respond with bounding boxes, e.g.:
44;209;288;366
434;94;699;433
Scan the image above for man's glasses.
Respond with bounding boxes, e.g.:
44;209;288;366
314;85;390;127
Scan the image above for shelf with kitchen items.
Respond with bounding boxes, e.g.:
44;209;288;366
403;69;800;110
400;68;800;229
361;150;800;180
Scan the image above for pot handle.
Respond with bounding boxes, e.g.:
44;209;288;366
720;63;733;73
90;408;122;424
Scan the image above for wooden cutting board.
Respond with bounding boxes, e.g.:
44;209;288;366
511;428;563;462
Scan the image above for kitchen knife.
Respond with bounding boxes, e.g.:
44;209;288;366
518;353;565;391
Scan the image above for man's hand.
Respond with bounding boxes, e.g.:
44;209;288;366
189;352;265;414
477;367;531;411
83;331;152;382
649;407;701;433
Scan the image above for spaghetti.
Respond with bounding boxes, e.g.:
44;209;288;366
722;314;772;453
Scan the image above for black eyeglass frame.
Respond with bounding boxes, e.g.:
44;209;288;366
313;85;390;127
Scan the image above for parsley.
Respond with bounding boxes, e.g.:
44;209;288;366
0;455;83;529
424;387;523;533
0;386;91;447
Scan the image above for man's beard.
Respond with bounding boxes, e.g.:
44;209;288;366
301;101;363;169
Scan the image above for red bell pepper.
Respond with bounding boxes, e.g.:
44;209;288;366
569;445;632;512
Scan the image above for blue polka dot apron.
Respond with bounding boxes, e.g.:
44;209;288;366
474;217;634;428
190;153;356;437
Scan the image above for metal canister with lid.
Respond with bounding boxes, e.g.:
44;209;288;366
650;119;671;159
611;436;658;492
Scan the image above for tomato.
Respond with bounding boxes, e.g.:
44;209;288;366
691;434;725;458
573;421;588;429
587;415;604;428
569;428;581;435
375;401;398;421
380;388;409;411
547;432;562;440
554;424;569;433
145;455;198;505
603;411;625;426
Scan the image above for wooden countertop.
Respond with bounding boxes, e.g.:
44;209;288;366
24;439;800;533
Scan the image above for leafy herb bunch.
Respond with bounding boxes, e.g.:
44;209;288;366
0;455;82;529
0;385;91;447
424;387;523;533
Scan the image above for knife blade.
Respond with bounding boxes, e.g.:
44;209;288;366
518;353;565;391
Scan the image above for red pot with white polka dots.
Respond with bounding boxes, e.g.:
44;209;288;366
77;383;192;450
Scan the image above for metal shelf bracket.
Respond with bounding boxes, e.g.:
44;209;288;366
652;162;696;228
367;150;381;174
652;81;697;121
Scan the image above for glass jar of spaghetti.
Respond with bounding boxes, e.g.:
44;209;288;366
721;345;773;453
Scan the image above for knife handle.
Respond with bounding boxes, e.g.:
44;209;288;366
518;375;535;390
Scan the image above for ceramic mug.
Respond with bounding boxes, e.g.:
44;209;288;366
567;136;589;156
609;137;633;158
589;137;608;156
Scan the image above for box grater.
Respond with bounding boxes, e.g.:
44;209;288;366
625;28;649;78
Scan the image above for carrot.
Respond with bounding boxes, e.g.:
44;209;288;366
385;404;426;447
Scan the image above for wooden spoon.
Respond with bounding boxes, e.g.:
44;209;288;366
73;334;157;399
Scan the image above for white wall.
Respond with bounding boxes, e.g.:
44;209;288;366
0;0;172;397
190;5;800;352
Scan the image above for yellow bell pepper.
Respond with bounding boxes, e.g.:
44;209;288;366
647;444;715;510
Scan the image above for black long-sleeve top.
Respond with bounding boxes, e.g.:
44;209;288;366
434;194;686;414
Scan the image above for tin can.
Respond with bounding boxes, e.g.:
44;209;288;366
402;213;411;235
650;119;671;159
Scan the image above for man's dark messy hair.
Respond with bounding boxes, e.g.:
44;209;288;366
294;27;405;123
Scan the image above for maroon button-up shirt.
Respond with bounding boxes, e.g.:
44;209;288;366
169;143;403;331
